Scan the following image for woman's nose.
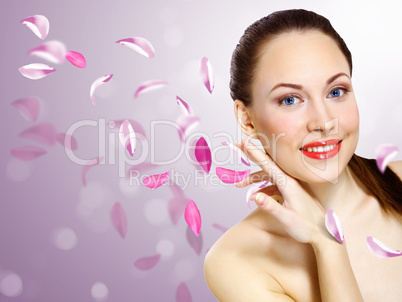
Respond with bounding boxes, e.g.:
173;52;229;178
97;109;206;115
306;99;337;135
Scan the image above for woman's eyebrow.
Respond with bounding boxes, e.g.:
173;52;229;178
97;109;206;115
268;72;350;94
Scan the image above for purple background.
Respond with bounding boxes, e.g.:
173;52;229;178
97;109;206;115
1;0;401;301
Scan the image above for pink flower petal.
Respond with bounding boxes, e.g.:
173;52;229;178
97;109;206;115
375;144;399;173
199;57;214;94
110;202;127;238
10;145;47;161
19;122;58;146
184;200;201;237
134;80;168;98
20;15;49;40
81;157;104;187
133;254;161;270
56;133;78;150
212;223;228;233
28;40;66;64
115;37;155;58
90;74;113;105
366;236;402;258
119;120;136;157
19;63;55;80
221;141;250;166
65;51;86;68
245;182;268;211
195;137;212;174
186;226;203;255
112;119;146;141
142;171;170;189
177;115;200;143
176;96;193;116
216;167;250;184
176;282;192;302
168;183;188;225
11;97;40;122
325;209;344;244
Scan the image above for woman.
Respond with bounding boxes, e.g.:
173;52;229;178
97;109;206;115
204;9;402;301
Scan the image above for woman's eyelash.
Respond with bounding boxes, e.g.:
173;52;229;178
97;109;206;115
278;87;350;105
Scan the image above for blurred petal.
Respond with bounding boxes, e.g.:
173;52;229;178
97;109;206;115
186;226;203;255
65;51;86;68
12;97;40;122
134;80;168;98
176;115;200;143
28;40;66;64
176;282;192;302
216;167;250;184
367;236;402;258
168;183;188;225
199;57;214;94
325;209;344;244
212;223;228;233
184;200;201;237
176;96;193;116
115;37;155;58
10;145;46;161
133;254;161;270
19;63;55;80
112;119;146;141
221;141;250;166
195;137;211;174
110;202;127;238
56;133;78;150
375;144;399;173
119;120;136;157
20;15;49;40
19;122;58;146
81;157;104;187
142;171;170;189
90;74;113;105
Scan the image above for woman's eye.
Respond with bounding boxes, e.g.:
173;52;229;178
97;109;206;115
328;88;346;98
280;96;300;106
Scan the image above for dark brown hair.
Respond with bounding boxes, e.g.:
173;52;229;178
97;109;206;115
230;9;402;218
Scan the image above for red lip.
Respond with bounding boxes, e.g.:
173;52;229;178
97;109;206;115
299;140;342;160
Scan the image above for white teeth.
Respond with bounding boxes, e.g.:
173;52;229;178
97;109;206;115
317;146;324;152
313;147;317;152
304;144;337;152
308;147;312;152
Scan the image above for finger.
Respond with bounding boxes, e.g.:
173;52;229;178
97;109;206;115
235;170;271;188
253;192;293;226
258;185;281;197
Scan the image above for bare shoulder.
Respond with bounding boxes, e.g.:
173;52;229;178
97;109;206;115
204;209;293;302
388;160;402;179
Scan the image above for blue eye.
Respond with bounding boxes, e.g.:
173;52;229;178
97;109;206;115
280;96;300;106
329;88;346;98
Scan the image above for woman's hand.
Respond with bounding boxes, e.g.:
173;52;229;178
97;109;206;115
235;137;328;246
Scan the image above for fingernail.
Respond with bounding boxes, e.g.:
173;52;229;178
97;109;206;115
256;193;266;207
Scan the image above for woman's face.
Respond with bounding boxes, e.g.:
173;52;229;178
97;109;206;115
249;30;359;184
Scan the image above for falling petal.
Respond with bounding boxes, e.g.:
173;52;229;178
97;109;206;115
11;97;40;122
134;254;161;270
90;74;113;105
177;115;200;143
119;120;136;157
115;37;155;58
28;40;66;64
65;51;86;68
10;145;47;161
142;171;170;189
186;226;203;255
184;200;201;237
199;57;214;94
212;223;228;233
325;209;344;244
195;137;212;174
375;144;399;173
81;157;104;187
56;133;78;150
19;122;58;146
110;202;127;238
112;119;146;141
216;167;250;184
246;182;266;211
221;141;250;166
176;282;192;302
126;162;160;180
134;80;168;98
19;63;55;80
176;96;193;116
168;183;188;225
366;236;402;258
20;15;49;40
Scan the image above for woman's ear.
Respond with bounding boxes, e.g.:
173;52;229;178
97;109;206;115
234;99;256;137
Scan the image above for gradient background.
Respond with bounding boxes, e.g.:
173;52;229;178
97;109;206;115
1;0;401;301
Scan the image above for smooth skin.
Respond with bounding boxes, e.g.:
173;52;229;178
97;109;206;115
204;31;402;301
